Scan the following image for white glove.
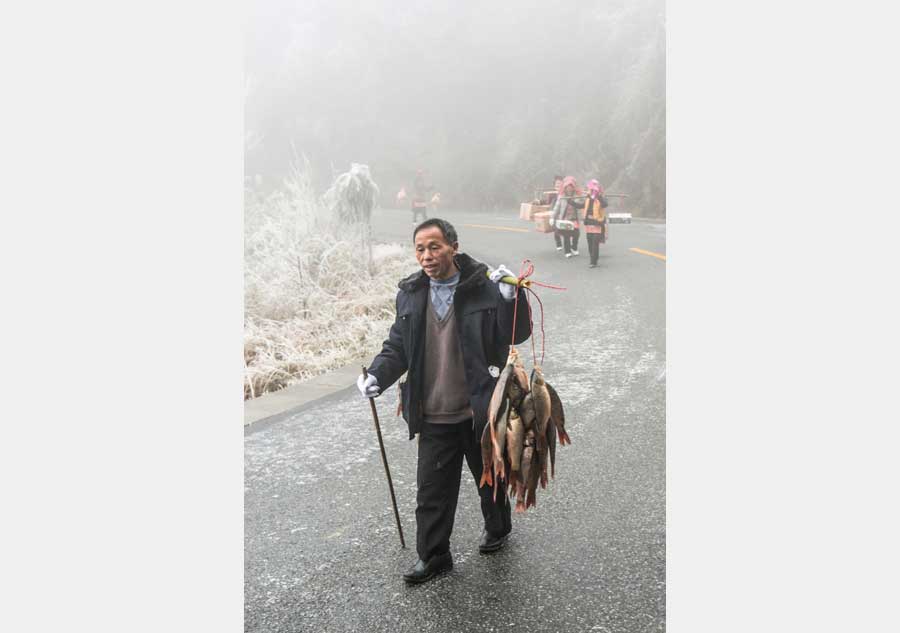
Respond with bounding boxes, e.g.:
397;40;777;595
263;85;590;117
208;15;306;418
489;264;518;302
548;218;555;227
357;373;380;398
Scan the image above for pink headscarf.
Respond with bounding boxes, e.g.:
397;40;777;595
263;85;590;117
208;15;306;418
587;179;604;195
558;175;582;196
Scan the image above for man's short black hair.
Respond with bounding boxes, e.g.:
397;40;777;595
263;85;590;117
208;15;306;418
414;218;458;245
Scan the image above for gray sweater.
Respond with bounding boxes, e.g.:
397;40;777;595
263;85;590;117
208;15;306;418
421;301;473;424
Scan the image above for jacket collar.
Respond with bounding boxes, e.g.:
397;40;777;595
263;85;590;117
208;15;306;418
398;252;487;297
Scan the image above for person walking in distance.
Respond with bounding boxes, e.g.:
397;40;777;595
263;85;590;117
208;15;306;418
582;179;609;268
549;175;564;252
410;169;433;225
550;176;584;258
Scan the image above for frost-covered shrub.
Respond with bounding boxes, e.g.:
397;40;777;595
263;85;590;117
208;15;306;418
244;169;416;399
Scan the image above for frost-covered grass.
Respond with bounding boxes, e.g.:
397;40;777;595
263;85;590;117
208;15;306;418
244;171;417;399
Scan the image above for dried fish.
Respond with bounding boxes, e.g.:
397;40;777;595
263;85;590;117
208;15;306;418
479;421;493;488
546;382;570;445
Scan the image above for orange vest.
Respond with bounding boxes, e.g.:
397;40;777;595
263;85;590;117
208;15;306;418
583;196;605;221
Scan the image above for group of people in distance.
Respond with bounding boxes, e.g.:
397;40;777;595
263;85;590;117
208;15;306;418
547;175;609;268
396;170;609;268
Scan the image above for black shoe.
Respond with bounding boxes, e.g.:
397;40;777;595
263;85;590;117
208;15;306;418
478;529;509;553
402;552;453;584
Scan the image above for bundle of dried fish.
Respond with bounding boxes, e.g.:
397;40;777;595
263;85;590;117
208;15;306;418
480;356;570;512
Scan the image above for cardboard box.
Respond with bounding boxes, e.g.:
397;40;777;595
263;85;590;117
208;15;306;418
533;211;554;233
519;203;550;221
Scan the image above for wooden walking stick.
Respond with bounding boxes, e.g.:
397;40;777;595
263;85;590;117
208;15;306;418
362;366;406;549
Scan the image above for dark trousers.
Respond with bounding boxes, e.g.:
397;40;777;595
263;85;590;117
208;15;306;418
416;421;512;561
553;229;562;247
559;228;580;254
411;205;428;223
587;232;601;264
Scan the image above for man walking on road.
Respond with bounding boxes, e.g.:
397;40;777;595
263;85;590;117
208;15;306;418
357;218;532;584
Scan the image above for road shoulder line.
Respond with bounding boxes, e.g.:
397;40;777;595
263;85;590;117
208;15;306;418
629;247;666;261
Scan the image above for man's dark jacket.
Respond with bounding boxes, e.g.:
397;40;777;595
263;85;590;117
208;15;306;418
367;253;532;440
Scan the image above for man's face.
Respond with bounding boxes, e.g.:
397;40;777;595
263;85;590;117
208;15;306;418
415;226;458;280
564;184;574;195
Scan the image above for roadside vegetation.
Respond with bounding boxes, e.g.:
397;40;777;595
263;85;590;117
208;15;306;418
244;169;417;399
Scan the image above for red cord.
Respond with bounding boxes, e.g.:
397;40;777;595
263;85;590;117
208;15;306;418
526;287;546;366
507;260;564;367
510;281;520;347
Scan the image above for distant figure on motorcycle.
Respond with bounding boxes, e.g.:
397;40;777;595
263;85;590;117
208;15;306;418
411;169;434;225
582;179;609;268
551;176;584;258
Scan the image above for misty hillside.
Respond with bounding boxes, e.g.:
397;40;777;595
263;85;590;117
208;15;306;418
245;0;665;217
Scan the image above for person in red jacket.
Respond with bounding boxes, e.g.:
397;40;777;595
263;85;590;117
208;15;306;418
410;170;433;225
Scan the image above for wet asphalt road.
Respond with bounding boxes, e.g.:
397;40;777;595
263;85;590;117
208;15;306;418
245;208;666;633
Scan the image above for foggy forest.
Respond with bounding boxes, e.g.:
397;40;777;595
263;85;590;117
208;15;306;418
245;0;665;216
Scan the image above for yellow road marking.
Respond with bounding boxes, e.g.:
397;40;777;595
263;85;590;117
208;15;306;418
629;247;666;261
462;223;530;234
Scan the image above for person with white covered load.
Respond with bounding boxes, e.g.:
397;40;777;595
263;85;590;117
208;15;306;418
550;175;584;258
